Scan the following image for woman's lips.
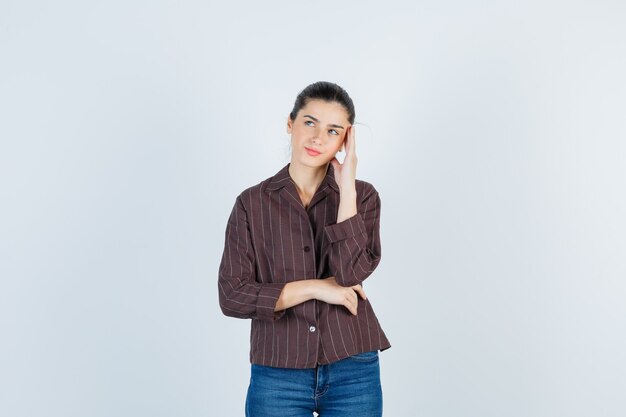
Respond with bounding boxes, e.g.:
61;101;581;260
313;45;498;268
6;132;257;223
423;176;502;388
305;147;321;156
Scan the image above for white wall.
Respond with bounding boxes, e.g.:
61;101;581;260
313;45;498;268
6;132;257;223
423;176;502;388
1;1;625;416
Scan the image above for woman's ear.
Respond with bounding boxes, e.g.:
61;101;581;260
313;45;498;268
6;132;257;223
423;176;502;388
286;117;292;134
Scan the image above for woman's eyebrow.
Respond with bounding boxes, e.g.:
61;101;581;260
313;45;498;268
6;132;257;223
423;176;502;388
303;114;345;129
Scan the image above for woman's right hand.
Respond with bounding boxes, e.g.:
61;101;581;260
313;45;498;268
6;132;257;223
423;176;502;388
313;276;367;315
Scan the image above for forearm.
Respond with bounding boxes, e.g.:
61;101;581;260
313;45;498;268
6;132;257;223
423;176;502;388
324;186;382;287
275;280;319;312
336;187;357;222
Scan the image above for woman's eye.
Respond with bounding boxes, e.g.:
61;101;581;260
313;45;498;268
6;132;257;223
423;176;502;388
305;121;314;126
329;129;338;135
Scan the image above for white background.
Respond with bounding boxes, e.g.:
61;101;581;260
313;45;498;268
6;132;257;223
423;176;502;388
1;1;625;416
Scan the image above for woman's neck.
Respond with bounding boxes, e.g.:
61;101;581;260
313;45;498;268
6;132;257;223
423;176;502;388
288;161;329;198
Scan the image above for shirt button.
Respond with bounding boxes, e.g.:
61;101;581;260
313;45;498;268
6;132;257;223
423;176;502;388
309;326;316;332
303;246;311;252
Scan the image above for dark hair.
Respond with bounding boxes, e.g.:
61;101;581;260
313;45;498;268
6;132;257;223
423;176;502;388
289;81;355;125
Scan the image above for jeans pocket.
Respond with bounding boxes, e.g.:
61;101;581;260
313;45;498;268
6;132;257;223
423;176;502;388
347;350;379;362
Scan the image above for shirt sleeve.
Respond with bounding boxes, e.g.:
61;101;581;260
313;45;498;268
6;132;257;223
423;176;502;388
218;194;287;321
323;185;382;287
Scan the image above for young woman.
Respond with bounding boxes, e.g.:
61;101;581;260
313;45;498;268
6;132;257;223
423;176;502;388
218;81;391;416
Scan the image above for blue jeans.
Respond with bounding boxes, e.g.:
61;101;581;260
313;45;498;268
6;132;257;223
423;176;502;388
245;350;383;417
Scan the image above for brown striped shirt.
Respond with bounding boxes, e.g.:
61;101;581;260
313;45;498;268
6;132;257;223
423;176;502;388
218;162;391;369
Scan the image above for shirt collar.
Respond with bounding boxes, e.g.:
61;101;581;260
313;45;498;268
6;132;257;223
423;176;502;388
266;162;339;193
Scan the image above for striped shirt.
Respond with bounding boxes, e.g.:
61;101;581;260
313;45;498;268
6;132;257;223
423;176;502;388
218;162;391;369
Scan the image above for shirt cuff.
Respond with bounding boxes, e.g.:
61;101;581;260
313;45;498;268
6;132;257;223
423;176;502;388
255;282;288;321
324;213;367;243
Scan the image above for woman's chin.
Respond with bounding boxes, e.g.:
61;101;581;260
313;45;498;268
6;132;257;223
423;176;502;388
293;154;330;168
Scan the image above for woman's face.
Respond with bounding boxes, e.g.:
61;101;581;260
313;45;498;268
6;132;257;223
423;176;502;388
287;99;351;168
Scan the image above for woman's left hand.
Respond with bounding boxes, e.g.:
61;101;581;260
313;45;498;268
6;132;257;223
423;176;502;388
330;125;357;192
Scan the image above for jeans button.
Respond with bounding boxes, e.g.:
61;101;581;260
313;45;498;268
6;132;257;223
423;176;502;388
309;326;316;332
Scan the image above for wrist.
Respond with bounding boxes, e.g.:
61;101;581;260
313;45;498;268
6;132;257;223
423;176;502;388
337;191;357;222
339;186;356;196
306;279;322;300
